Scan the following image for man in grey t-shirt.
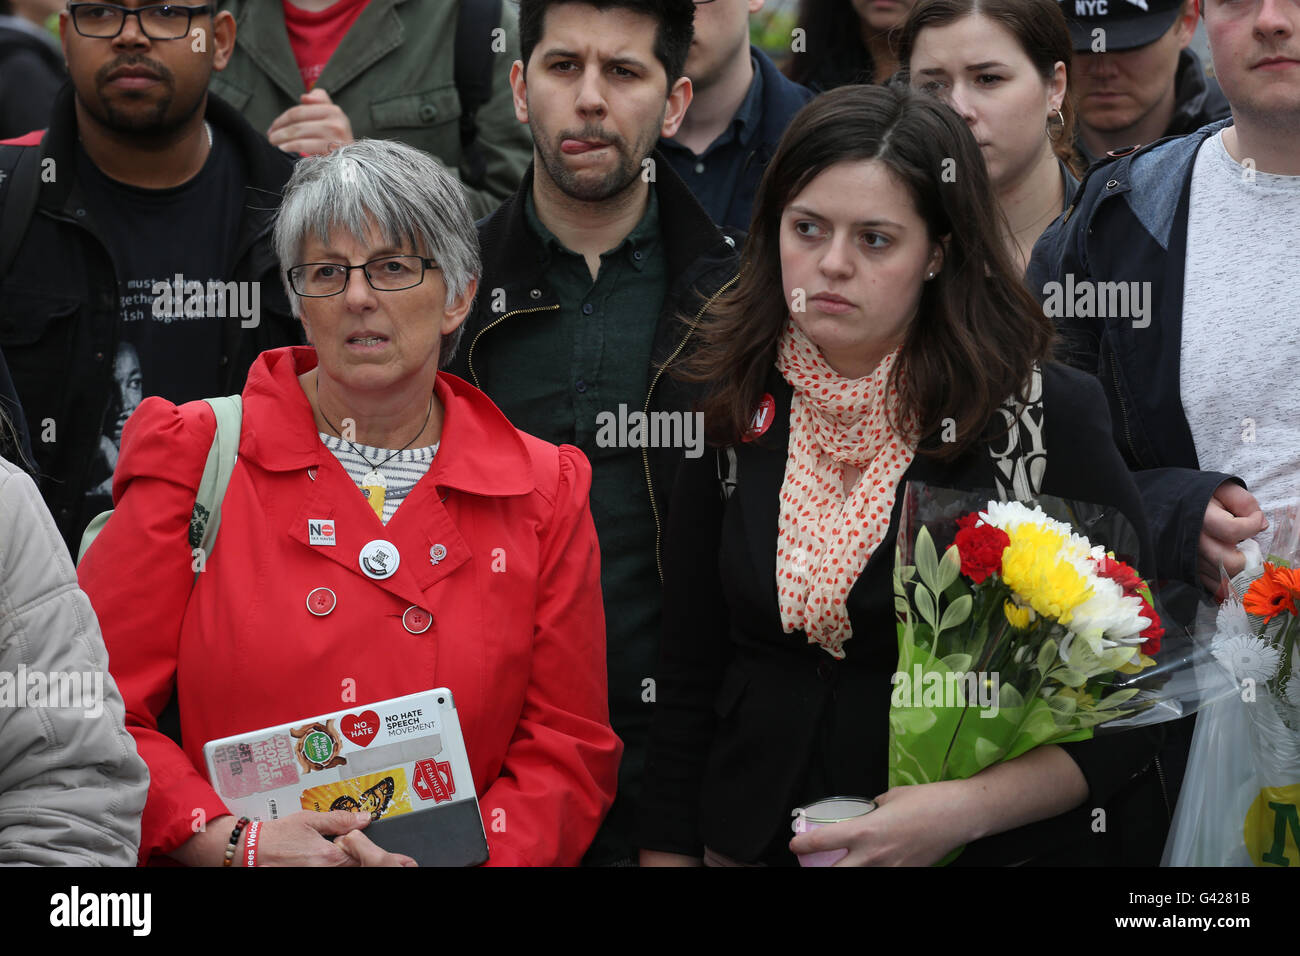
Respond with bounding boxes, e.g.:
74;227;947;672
1028;0;1300;604
1026;0;1300;867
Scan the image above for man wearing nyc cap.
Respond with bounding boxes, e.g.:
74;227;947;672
1061;0;1228;164
1029;0;1300;862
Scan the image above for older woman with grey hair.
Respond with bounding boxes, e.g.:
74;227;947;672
78;140;621;867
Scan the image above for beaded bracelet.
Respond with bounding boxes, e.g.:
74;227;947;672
222;816;251;867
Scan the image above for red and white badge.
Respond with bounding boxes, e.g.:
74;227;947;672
413;758;456;803
744;393;776;442
308;519;336;547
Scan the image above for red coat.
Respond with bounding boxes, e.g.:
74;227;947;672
79;346;621;866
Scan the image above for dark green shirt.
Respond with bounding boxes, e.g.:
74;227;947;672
486;190;667;861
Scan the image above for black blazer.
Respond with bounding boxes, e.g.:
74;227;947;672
639;361;1168;865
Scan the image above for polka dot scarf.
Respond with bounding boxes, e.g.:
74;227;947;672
774;319;917;660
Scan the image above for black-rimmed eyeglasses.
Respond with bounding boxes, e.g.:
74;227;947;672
69;3;214;40
287;256;441;297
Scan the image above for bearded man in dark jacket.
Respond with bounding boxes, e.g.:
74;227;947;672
447;0;742;866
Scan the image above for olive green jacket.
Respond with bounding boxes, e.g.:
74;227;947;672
211;0;532;218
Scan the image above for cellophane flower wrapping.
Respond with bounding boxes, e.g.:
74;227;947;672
889;483;1234;817
1163;506;1300;866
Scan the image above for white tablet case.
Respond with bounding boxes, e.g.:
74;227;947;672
203;688;488;866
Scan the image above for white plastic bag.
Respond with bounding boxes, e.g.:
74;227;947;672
1163;672;1300;866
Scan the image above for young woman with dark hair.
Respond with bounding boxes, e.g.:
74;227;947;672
897;0;1083;272
786;0;918;91
637;83;1168;867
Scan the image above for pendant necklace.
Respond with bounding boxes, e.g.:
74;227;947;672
318;380;434;521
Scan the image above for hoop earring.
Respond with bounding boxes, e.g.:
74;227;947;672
1046;107;1066;142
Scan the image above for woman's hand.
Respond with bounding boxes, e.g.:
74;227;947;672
788;746;1089;866
255;810;415;867
788;781;973;867
171;811;414;866
334;827;418;867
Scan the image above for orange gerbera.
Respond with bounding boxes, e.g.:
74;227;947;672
1243;563;1300;620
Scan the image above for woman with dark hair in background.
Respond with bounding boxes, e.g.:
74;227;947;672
898;0;1081;272
638;83;1169;867
786;0;918;91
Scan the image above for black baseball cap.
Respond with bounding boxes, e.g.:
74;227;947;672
1057;0;1186;52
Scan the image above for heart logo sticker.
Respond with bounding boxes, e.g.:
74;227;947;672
341;710;380;747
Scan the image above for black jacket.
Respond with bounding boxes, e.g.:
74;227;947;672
639;362;1171;866
1027;119;1236;606
448;156;741;864
0;84;301;555
448;154;743;580
706;46;814;232
1167;50;1231;137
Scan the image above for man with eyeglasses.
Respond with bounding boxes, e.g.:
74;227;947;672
658;0;811;231
0;1;301;556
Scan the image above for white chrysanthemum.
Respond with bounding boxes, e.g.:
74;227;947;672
1064;560;1149;643
981;501;1065;537
1285;675;1300;709
979;501;1099;564
979;500;1153;643
1215;599;1251;640
1212;634;1282;683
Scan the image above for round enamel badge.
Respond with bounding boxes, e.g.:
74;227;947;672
359;539;400;580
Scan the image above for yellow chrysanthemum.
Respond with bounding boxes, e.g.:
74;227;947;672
1000;524;1093;624
1003;600;1031;629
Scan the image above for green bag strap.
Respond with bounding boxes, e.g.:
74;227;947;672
77;395;243;568
188;395;243;565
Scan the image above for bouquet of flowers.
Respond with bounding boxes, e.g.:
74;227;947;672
1163;507;1300;867
889;486;1177;794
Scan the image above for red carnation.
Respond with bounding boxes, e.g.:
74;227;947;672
954;513;1010;585
1137;595;1163;656
1095;555;1143;595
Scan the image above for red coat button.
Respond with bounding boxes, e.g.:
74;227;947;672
403;605;432;634
306;587;336;616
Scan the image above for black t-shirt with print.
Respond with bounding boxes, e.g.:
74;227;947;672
75;123;247;509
